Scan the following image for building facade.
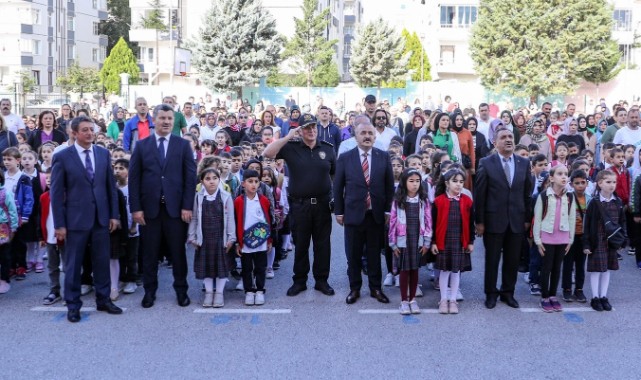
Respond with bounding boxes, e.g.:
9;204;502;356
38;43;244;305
0;0;108;94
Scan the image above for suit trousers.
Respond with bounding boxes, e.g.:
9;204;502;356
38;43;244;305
483;230;523;296
141;205;188;295
64;222;111;311
290;199;332;285
345;211;383;290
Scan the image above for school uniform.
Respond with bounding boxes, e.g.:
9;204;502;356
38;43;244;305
583;195;625;272
432;193;474;273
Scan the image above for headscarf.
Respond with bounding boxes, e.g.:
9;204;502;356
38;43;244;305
488;119;504;142
562;117;578;135
577;116;588;134
526;116;547;143
450;111;464;132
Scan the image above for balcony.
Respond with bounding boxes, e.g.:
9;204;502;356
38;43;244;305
129;28;180;43
436;59;476;75
21;24;33;34
437;24;473;42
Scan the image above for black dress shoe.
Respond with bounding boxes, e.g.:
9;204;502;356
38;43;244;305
67;309;81;323
314;282;335;296
287;283;307;296
177;293;191;307
500;294;520;308
141;293;156;308
346;290;360;304
370;289;390;304
97;301;123;314
485;294;498;309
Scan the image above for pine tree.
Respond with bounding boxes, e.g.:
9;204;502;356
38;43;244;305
139;0;167;31
190;0;282;98
57;62;101;93
470;0;621;99
349;18;409;89
99;37;140;94
284;0;338;87
100;0;137;55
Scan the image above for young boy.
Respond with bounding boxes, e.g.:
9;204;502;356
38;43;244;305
515;144;529;158
3;147;34;280
530;154;549;196
40;169;64;305
234;169;272;306
113;159;139;295
230;148;244;184
219;152;239;195
562;170;590;303
528;144;540;158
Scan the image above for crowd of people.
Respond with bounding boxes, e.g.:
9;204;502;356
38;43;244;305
0;92;638;322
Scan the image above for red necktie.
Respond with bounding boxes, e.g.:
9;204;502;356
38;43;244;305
362;152;371;209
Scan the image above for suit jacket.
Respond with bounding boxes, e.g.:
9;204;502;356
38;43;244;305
474;153;533;234
51;145;119;230
128;134;197;219
333;147;394;226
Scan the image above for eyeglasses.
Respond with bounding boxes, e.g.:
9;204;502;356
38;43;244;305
238;116;247;119
376;116;387;120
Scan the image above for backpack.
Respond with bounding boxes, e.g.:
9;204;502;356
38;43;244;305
540;191;574;219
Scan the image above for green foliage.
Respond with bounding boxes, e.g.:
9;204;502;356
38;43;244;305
582;40;623;86
350;18;410;88
139;0;167;31
385;30;432;88
312;61;340;87
57;62;101;93
284;0;339;87
99;37;141;94
100;0;137;55
470;0;621;98
8;71;36;94
190;0;282;97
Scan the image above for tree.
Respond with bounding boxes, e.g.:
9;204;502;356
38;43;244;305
139;0;167;31
8;71;36;94
349;18;410;89
313;61;340;87
385;29;432;87
582;39;623;96
470;0;621;99
57;62;101;93
190;0;282;98
100;0;137;55
283;0;338;87
100;37;140;94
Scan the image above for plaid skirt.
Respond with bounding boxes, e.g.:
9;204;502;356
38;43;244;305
435;200;471;273
194;196;233;279
587;200;620;272
395;202;421;271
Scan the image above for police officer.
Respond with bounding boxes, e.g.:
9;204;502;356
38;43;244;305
263;113;336;297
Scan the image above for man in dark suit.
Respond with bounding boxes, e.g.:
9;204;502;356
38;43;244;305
129;104;197;308
51;116;122;323
474;127;533;309
334;122;394;304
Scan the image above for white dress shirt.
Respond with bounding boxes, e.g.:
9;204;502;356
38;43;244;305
74;142;94;171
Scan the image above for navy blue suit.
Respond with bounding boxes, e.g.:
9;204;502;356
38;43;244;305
51;144;119;311
334;147;394;290
128;133;197;295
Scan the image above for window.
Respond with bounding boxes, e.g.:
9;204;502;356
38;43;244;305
67;44;75;59
67;16;75;31
92;48;98;62
344;41;351;55
92;0;98;9
20;39;32;53
100;46;106;61
440;6;455;27
32;40;41;55
32;70;40;85
458;6;477;27
440;45;455;64
32;9;41;24
613;9;632;31
148;47;154;61
93;22;100;35
48;71;53;86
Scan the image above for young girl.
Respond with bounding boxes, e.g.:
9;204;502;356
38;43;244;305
0;170;19;293
213;130;232;155
389;169;432;315
201;140;214;157
188;168;236;308
38;142;56;172
384;156;406;287
583;169;626;311
261;168;281;279
21;150;46;273
550;142;569;167
431;169;474;314
533;164;576;312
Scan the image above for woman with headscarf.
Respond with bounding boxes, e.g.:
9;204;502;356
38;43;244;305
557;117;586;153
415;110;440;154
519;116;552;161
430;112;461;162
589;119;609;163
107;107;126;141
499;110;521;143
513;111;527;139
451;112;475;190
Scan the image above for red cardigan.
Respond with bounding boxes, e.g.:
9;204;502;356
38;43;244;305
39;191;64;246
432;193;474;250
234;194;272;249
613;166;630;205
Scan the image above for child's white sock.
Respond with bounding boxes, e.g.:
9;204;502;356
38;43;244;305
439;271;450;301
599;270;610;298
203;278;214;293
109;259;119;290
215;277;226;293
449;272;461;301
590;272;600;299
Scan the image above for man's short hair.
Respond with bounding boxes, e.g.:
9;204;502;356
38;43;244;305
153;103;174;118
70;115;94;132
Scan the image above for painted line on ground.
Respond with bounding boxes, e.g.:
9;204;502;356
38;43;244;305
31;306;128;312
194;308;291;314
520;307;597;313
358;309;440;314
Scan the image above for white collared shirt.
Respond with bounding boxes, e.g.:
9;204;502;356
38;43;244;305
155;132;170;153
204;188;219;201
499;153;515;184
358;147;372;179
599;194;615;202
74;142;95;172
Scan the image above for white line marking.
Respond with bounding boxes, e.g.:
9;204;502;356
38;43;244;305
31;306;129;312
193;308;291;314
358;309;440;314
520;307;597;313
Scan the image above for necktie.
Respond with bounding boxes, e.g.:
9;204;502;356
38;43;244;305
503;157;511;186
158;136;166;163
362;152;371;209
84;149;94;181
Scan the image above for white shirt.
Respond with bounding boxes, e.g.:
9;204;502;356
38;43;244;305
612;127;641;146
4;169;22;194
74;142;95;172
242;194;268;253
499;154;515;184
477;117;494;147
154;132;170;154
600;194;615;202
185;114;200;128
46;202;56;244
375;127;398;151
119;184;139;237
2;113;25;134
199;124;221;143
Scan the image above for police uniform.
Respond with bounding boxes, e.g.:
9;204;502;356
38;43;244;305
276;119;336;289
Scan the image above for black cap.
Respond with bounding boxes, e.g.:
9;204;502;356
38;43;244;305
300;113;317;127
364;94;376;103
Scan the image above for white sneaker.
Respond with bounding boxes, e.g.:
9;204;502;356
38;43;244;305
415;285;423;297
0;280;10;294
213;292;224;308
255;291;265;305
383;273;394;286
245;292;255;306
203;292;214;307
80;285;93;296
394;275;400;287
266;268;275;279
399;301;411;315
236;281;244;291
123;282;137;294
118;281;126;292
409;299;421;314
456;289;464;301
